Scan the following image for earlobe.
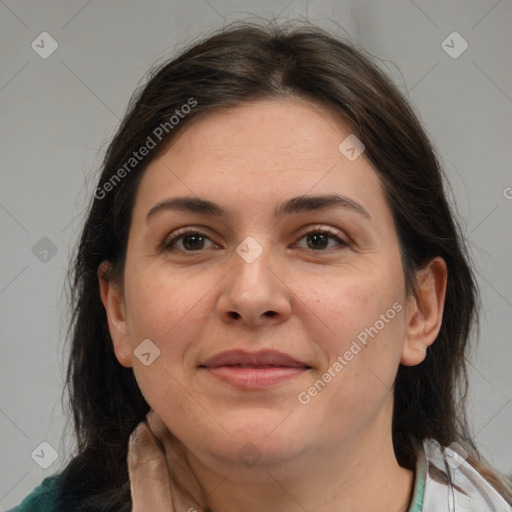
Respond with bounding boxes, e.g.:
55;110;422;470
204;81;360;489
401;257;447;367
97;261;133;367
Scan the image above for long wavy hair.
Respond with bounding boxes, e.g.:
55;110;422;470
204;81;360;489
58;20;512;510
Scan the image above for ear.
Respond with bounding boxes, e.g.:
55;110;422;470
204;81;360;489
401;257;447;366
97;261;133;367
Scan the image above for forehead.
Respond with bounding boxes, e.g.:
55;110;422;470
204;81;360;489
162;99;352;170
131;98;388;222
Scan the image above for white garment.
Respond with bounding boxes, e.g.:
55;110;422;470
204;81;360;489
416;438;512;511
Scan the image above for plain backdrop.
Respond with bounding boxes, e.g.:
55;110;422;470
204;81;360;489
1;0;511;509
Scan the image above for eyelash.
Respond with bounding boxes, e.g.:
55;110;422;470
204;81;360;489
162;226;348;253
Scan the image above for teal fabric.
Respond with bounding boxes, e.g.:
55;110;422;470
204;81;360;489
5;474;61;512
408;455;426;512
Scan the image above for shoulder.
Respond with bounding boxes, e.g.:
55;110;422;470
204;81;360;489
419;438;512;512
5;472;64;512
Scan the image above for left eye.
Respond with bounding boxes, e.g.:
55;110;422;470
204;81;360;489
294;229;347;251
162;228;347;253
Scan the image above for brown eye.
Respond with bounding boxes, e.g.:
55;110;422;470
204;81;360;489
295;229;348;251
163;231;217;252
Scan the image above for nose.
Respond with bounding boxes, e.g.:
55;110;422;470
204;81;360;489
216;240;292;328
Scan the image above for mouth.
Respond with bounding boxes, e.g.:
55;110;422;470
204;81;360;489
198;350;311;390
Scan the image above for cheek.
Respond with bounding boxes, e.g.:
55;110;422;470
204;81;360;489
122;268;212;406
297;265;405;354
124;265;209;343
294;267;406;418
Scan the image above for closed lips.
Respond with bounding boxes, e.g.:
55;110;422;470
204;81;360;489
199;350;311;369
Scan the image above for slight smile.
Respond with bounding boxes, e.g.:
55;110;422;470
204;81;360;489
198;349;312;390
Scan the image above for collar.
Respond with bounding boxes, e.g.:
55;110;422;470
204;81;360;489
408;438;512;512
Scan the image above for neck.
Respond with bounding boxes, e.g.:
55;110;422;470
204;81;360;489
182;401;415;512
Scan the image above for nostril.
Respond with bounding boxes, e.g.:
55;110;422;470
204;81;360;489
226;310;277;320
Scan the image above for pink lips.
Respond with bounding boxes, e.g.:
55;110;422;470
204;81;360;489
199;349;311;390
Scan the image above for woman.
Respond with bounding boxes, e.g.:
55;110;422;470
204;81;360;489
9;21;512;512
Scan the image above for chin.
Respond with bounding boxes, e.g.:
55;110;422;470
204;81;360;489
198;417;307;469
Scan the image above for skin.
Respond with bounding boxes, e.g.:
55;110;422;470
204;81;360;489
99;98;447;512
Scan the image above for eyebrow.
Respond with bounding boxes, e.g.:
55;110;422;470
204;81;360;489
145;194;371;223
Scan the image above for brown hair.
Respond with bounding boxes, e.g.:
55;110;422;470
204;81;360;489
60;20;512;510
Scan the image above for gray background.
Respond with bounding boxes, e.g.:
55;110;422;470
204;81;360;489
1;0;511;508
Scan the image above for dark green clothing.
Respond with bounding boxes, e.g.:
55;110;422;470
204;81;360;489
6;473;62;511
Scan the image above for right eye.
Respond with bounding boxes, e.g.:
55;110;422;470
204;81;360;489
162;230;219;252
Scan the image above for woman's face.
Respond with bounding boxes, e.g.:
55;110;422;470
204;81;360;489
101;99;426;471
